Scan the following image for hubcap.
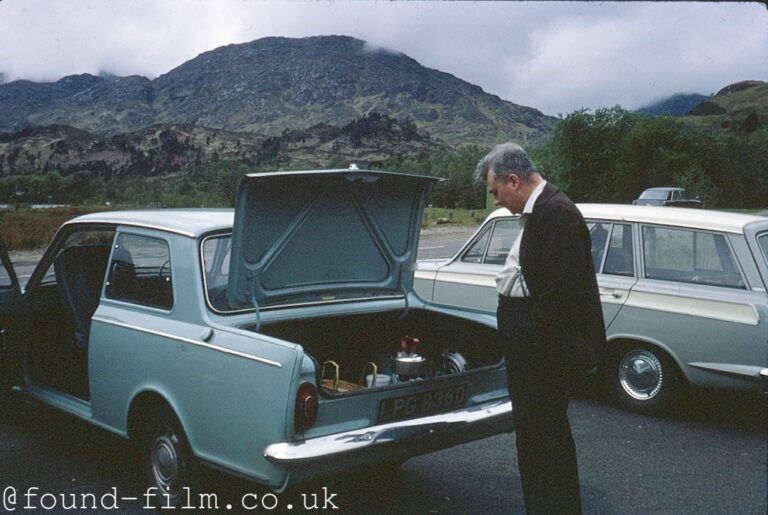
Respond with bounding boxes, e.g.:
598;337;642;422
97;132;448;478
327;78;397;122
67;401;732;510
619;349;663;401
151;433;180;491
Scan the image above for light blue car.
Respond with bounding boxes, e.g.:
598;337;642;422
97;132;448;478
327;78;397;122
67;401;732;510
0;169;512;505
415;205;768;413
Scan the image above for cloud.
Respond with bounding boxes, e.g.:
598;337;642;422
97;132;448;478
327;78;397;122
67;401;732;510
0;1;765;115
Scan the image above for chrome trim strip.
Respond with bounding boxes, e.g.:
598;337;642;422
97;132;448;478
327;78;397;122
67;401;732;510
91;316;282;368
689;362;768;382
426;271;497;288
264;399;512;463
624;291;759;326
62;219;196;238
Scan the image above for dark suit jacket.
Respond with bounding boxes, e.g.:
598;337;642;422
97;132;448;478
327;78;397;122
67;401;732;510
519;183;606;370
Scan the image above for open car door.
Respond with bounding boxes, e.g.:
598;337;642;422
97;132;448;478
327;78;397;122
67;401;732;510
0;236;22;411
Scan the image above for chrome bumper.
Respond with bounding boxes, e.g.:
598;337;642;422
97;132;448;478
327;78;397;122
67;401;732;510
264;399;513;464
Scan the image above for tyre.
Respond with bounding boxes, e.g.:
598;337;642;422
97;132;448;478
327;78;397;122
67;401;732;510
607;343;679;414
138;406;198;509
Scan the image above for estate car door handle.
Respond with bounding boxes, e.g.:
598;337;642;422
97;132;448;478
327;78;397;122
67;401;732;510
599;290;622;299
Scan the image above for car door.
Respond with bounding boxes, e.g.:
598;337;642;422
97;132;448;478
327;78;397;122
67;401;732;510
431;217;521;312
0;237;22;392
587;221;638;329
624;224;765;381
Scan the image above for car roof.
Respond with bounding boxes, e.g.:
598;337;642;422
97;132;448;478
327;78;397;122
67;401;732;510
67;209;234;238
644;187;682;192
485;204;766;234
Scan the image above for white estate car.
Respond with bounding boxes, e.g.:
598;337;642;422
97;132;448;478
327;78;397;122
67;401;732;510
415;205;768;413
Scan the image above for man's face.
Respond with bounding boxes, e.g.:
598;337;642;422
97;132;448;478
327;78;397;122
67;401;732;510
486;168;526;213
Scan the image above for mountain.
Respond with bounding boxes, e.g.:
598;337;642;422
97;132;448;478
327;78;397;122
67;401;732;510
681;80;767;132
636;93;709;116
0;114;446;178
0;36;557;146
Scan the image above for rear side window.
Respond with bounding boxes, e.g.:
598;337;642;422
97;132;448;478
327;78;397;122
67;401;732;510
604;224;634;276
642;226;745;289
589;222;634;276
588;222;611;271
758;233;768;268
106;233;174;309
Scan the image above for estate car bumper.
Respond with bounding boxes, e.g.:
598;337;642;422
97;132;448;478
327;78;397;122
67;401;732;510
264;398;513;464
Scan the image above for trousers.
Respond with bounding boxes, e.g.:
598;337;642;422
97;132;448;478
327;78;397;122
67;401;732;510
497;295;582;515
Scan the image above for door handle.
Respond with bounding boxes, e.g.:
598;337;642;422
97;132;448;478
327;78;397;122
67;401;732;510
599;291;622;299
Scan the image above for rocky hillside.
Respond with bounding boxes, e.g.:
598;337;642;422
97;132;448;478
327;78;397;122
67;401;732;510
0;113;445;177
0;36;557;147
681;80;767;132
636;93;709;117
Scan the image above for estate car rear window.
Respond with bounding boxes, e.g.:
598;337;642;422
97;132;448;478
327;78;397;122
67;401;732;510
105;233;174;309
642;226;745;289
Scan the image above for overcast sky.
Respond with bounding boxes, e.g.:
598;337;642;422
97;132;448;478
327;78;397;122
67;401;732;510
0;1;766;116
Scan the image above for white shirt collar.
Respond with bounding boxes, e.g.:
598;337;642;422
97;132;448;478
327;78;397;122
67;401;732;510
522;179;547;215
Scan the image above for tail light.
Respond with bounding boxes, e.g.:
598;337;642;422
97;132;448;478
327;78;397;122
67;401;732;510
294;382;319;432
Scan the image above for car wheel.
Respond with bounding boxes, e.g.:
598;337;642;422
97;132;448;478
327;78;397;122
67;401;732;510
607;344;678;413
139;407;198;508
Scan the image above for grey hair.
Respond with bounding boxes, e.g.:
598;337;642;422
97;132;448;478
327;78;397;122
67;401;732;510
473;142;538;183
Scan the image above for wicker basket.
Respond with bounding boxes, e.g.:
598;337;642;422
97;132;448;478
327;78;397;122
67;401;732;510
320;360;364;393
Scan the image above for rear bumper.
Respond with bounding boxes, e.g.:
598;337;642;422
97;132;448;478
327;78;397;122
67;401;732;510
264;398;513;464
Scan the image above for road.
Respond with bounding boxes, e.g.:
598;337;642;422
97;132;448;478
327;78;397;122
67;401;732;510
1;382;765;514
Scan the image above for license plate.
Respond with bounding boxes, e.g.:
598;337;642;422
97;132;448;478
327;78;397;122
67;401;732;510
378;384;467;423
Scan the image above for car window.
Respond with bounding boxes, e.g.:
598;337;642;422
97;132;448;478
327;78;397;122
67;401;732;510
0;262;11;288
758;233;768;268
105;233;174;309
588;222;611;272
484;219;520;265
39;229;115;286
202;235;232;311
461;225;492;264
642;226;745;289
603;223;634;276
639;189;668;200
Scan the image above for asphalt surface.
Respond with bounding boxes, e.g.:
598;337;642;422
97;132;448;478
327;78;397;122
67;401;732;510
0;382;765;514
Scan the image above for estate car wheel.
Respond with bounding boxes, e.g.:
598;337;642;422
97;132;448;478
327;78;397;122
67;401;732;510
139;407;198;508
607;344;679;414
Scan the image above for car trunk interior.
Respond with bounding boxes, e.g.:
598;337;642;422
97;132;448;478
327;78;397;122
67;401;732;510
251;308;504;394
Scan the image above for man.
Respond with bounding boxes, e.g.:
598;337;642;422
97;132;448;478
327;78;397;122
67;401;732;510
474;142;605;514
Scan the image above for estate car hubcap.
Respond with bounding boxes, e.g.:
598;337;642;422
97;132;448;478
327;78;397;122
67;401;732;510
619;349;663;401
151;434;180;490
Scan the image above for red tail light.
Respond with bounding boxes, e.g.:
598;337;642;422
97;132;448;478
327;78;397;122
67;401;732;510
295;382;318;432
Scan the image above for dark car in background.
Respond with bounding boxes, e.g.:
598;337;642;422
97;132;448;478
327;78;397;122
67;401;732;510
633;187;703;208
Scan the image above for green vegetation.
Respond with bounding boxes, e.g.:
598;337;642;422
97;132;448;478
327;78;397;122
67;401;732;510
531;107;768;209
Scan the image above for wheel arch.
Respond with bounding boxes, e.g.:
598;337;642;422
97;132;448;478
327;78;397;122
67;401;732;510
605;334;689;383
127;389;185;442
